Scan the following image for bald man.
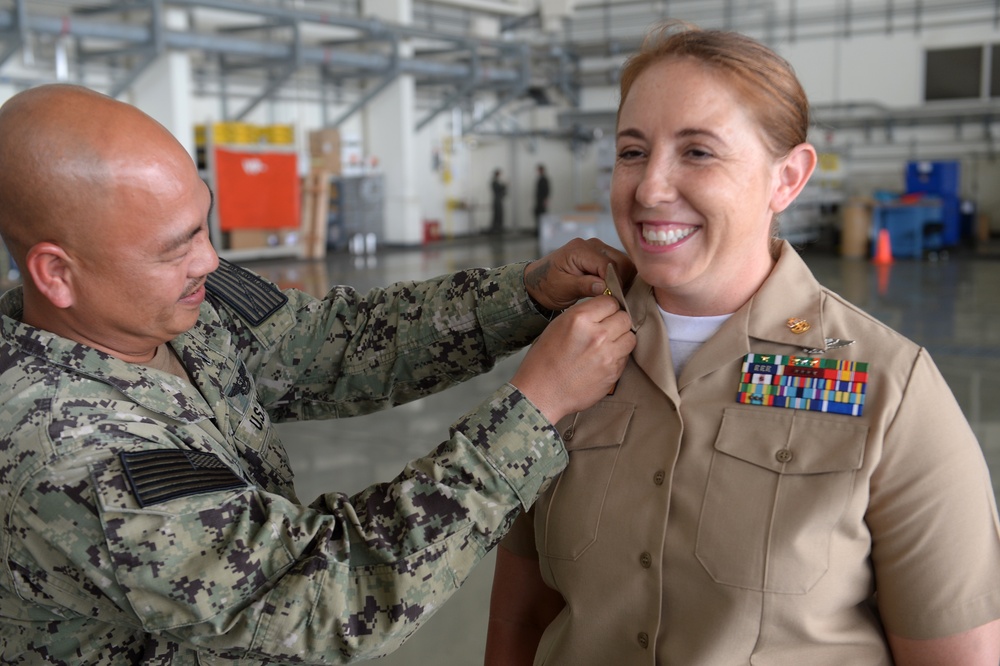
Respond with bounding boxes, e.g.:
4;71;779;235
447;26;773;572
0;85;636;663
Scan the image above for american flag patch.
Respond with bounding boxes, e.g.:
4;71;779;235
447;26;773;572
737;353;869;417
206;259;288;326
120;449;248;508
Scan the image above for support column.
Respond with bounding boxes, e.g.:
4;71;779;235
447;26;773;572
364;0;422;245
130;9;194;159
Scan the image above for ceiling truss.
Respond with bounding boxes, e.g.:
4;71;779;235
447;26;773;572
2;0;1000;143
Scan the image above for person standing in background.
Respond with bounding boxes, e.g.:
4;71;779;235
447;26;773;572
490;168;507;234
534;164;551;232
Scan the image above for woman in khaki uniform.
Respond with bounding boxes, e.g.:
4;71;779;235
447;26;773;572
485;21;1000;666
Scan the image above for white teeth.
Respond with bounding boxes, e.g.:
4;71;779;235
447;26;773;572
642;225;695;246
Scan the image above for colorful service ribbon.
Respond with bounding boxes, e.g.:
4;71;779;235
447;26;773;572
737;353;868;417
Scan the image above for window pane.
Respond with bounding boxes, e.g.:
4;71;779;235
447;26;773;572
925;47;982;101
991;46;1000;97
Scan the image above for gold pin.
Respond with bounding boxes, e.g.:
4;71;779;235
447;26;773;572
604;287;613;296
786;317;811;334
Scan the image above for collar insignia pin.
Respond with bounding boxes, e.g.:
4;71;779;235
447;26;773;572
786;317;811;334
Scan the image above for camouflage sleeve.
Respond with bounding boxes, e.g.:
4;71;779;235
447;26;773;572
7;385;564;662
264;384;566;660
211;261;551;421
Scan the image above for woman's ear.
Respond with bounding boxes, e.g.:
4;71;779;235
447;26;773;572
25;242;75;309
770;142;818;214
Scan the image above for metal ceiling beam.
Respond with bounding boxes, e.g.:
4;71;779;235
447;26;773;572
0;1;523;87
0;0;25;70
219;14;302;120
105;0;163;98
417;68;477;131
464;84;523;133
325;32;400;128
0;1;539;132
231;61;296;120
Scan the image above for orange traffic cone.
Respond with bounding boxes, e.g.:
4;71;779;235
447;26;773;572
873;228;894;266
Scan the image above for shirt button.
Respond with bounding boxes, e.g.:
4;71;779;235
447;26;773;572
639;551;652;568
653;470;665;485
637;632;649;649
775;448;793;463
563;427;574;441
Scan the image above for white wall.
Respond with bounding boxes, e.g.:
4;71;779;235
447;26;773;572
506;11;1000;231
775;21;1000;224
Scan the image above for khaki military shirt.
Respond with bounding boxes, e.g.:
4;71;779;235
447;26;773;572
505;242;1000;665
0;260;567;664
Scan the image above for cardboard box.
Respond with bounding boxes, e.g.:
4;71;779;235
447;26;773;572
309;129;341;173
227;230;298;250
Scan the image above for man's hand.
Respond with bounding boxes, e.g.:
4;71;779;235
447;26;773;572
511;295;635;425
524;238;635;312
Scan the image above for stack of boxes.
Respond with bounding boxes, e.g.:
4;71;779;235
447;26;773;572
308;128;341;174
305;129;341;252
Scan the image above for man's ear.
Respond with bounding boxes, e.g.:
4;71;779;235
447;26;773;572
770;142;818;214
25;242;75;309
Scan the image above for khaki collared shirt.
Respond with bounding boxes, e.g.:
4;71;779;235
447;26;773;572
504;241;1000;665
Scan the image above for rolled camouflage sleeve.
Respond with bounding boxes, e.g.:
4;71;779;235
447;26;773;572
246;384;565;661
235;262;552;421
64;386;564;662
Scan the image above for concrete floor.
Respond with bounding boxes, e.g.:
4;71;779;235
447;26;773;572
241;233;1000;665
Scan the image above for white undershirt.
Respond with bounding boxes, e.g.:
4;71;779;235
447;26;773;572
658;308;733;376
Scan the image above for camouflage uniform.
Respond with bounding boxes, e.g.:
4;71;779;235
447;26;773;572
0;259;566;664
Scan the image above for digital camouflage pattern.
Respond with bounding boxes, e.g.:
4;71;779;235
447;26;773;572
0;260;567;664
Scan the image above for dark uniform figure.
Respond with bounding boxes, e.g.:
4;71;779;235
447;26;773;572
534;164;551;231
490;169;507;234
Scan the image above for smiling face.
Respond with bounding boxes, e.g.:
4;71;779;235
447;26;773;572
612;56;814;316
67;151;219;359
0;84;220;362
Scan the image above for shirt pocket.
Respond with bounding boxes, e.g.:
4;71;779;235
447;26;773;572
536;401;635;560
696;407;867;594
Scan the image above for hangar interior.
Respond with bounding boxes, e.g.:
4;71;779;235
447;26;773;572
0;2;999;663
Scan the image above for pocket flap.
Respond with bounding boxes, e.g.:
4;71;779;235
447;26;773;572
716;407;867;474
560;401;635;452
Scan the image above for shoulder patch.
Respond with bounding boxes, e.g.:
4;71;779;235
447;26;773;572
120;449;248;508
206;259;288;326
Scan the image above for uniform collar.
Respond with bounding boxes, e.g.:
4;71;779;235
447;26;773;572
1;286;219;424
624;278;678;400
744;241;827;352
623;241;827;391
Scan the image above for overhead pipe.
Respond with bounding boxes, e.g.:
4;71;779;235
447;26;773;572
0;3;523;86
225;13;303;119
419;0;530;18
326;32;401;128
107;0;164;98
416;45;479;131
167;0;521;52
